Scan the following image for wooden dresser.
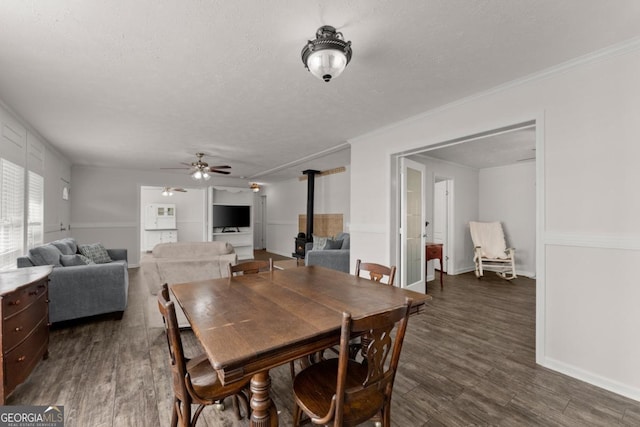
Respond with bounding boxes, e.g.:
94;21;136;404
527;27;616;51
0;266;52;404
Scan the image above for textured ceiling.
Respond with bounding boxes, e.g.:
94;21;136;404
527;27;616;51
419;127;536;169
0;1;639;184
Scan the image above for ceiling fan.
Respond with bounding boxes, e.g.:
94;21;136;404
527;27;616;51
161;187;187;196
162;152;231;180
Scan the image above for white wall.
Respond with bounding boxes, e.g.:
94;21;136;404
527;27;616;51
264;167;350;257
479;161;536;277
350;42;640;401
140;186;207;247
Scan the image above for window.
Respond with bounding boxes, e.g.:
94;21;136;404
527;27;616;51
27;171;44;250
0;159;25;270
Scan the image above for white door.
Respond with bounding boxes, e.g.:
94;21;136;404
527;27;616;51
253;195;266;249
433;180;447;272
400;158;426;291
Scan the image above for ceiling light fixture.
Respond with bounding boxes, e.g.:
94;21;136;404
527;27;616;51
301;25;352;82
191;167;210;181
250;183;260;193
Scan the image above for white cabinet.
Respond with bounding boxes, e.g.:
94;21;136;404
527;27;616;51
144;203;178;251
145;203;176;230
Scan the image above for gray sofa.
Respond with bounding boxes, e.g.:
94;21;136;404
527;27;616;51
304;232;350;273
17;238;128;324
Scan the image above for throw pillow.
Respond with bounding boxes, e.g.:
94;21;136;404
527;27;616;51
60;254;95;266
312;235;328;250
28;245;63;267
324;239;343;250
78;243;112;264
51;240;75;255
339;234;350;249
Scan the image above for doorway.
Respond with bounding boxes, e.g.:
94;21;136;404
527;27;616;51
254;194;267;250
394;120;538;285
433;177;453;274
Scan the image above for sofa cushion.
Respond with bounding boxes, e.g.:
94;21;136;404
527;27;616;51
29;245;63;267
79;243;113;264
152;241;234;258
60;254;94;266
325;239;343;250
50;237;78;255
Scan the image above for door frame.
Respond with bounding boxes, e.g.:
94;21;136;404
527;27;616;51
390;116;545;363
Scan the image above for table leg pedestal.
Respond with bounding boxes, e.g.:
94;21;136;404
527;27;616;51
250;371;279;427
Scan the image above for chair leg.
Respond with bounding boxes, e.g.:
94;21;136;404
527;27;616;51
233;390;250;419
232;394;241;420
289;360;296;384
381;402;391;427
178;399;191;427
292;402;303;427
170;397;179;427
191;404;205;427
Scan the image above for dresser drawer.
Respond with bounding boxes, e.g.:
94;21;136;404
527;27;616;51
3;293;48;352
3;318;49;394
2;279;47;318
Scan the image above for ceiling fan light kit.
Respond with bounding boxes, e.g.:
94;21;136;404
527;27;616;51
250;182;260;192
161;186;187;196
301;25;352;82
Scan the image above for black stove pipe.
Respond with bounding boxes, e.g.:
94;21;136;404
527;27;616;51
302;170;320;241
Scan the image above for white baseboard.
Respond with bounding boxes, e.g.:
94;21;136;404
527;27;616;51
452;266;475;275
542;356;640;403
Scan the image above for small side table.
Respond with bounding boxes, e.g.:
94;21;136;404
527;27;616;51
425;242;444;291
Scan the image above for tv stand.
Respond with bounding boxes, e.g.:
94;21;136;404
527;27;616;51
221;227;240;233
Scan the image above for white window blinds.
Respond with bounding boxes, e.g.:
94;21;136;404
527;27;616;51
0;159;25;270
27;171;44;250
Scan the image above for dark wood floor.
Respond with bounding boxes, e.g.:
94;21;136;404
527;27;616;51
7;262;640;426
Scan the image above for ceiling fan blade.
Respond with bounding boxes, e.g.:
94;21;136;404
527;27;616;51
179;162;194;167
208;165;231;169
210;169;231;175
172;188;187;192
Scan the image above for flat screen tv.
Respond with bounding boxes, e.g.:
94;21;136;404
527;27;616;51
212;205;251;231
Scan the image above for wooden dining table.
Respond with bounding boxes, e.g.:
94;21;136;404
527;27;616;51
170;265;430;427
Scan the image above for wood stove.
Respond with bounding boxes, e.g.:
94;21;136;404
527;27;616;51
293;169;319;259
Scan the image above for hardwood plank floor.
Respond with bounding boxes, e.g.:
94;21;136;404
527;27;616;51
7;264;640;426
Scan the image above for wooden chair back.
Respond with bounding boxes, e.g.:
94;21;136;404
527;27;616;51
157;283;189;403
334;298;413;426
228;259;273;276
355;259;396;286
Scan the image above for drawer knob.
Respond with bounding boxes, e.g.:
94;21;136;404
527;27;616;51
17;356;26;362
8;299;21;306
15;326;23;332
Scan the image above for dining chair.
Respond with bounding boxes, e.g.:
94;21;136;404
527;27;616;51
354;259;396;285
157;283;250;426
292;298;413;427
228;258;273;276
